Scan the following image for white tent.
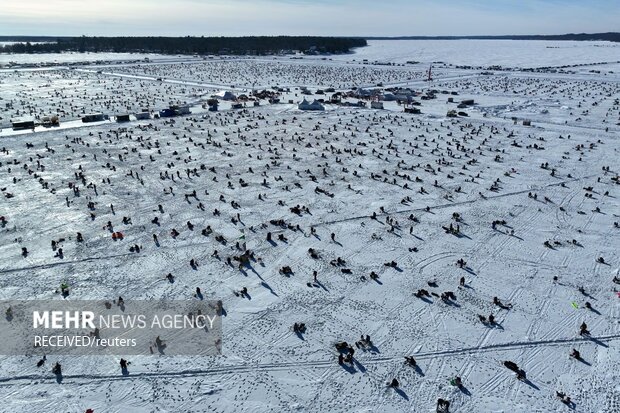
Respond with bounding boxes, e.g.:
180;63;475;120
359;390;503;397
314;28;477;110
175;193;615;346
298;98;325;111
214;90;237;101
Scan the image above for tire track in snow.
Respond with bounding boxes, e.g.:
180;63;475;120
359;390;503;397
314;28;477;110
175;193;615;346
1;333;617;387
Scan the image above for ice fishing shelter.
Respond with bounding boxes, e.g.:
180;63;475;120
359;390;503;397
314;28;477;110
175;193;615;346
81;113;106;123
171;105;191;115
205;98;219;111
158;108;175;118
135;111;151;120
11;116;35;130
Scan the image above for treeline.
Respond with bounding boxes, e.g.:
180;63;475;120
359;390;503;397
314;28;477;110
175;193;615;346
367;32;620;42
0;36;367;55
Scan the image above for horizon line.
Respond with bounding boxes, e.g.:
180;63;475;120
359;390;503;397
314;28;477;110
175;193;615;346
0;32;618;39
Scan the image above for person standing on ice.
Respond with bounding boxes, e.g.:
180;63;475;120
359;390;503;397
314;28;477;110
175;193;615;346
436;399;450;413
387;378;399;388
450;376;462;388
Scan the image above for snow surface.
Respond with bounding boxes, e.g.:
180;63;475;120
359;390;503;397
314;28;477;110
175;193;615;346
322;40;620;68
0;41;619;413
0;52;191;66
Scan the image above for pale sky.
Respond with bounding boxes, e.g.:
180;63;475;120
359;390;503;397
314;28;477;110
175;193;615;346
1;0;618;37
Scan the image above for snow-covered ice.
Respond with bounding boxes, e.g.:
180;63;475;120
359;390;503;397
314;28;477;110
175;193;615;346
0;40;619;412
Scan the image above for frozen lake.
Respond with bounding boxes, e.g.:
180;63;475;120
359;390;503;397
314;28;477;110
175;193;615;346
322;39;620;68
2;39;619;68
0;40;618;413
